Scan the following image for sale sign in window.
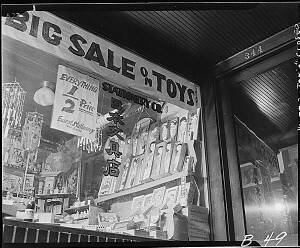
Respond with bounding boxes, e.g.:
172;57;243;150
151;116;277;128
51;65;99;141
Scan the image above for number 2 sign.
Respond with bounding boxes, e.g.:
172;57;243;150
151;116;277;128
51;65;99;141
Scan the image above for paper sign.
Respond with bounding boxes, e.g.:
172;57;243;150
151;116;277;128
51;65;99;140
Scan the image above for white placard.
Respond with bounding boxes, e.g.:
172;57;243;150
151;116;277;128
51;65;99;140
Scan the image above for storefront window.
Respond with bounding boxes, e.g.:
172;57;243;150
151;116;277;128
234;117;298;244
2;11;210;241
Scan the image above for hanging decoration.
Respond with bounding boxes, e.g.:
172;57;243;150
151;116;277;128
21;112;43;192
77;113;103;153
2;127;25;169
21;112;44;151
2;79;26;138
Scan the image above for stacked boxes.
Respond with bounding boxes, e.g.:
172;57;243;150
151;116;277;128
182;205;210;241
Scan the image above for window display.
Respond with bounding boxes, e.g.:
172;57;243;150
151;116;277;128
2;11;209;242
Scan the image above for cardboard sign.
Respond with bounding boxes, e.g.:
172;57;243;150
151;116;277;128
51;65;99;140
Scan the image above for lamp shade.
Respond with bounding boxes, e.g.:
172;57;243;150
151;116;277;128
33;81;55;106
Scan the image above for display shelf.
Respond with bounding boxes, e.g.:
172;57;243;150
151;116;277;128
73;217;88;221
2;190;32;199
64;204;90;214
3;164;25;173
95;171;191;204
35;193;73;199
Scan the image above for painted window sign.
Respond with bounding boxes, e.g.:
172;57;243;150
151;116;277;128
107;111;125;126
103;98;126;177
107;125;124;141
105;140;122;158
103;159;121;177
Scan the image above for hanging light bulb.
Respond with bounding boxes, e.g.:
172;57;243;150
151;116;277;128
33;81;55;106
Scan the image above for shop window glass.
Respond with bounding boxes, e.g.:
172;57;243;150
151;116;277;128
234;118;298;244
2;33;210;241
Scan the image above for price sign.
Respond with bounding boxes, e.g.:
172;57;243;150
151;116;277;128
51;65;99;140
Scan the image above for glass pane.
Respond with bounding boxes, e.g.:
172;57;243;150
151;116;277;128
235;117;298;245
2;28;210;241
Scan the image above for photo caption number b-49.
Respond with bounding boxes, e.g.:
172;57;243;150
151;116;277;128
245;45;263;60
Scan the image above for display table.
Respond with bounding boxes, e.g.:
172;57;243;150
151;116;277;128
3;217;156;243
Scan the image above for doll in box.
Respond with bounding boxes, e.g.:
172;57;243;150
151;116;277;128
123;138;132;158
118;159;131;191
136;131;149;156
135;118;152;155
187;112;198;141
148;123;160;144
142;142;156;182
160;142;173;176
177;117;188;143
171;143;186;173
182;155;194;173
160;121;170;142
125;158;138;189
131;123;140;156
134;156;145;186
150;143;165;180
169;118;179;141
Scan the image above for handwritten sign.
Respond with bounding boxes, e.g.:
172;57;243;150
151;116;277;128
51;65;99;140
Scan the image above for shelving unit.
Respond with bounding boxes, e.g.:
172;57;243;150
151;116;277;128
35;193;73;199
95;171;191;204
36;193;74;214
73;217;88;221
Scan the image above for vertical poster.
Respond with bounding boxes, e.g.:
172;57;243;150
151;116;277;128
51;65;99;141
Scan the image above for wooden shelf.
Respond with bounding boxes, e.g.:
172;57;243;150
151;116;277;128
64;205;90;214
95;171;191;204
36;193;73;199
73;217;88;221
